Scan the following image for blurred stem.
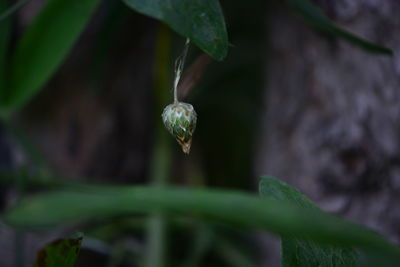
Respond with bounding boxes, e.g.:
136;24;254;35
14;230;25;267
181;223;214;267
145;24;172;267
0;0;11;105
89;1;128;91
4;121;49;174
0;0;31;21
215;237;258;267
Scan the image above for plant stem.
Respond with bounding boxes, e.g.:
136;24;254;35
145;23;173;267
0;0;11;104
0;0;32;22
14;230;25;267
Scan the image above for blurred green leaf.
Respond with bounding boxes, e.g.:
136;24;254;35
286;0;393;54
121;0;228;61
1;0;101;117
260;176;358;267
32;232;83;267
4;184;400;262
0;0;32;21
356;251;400;267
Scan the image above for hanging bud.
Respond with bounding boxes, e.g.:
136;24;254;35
162;102;197;154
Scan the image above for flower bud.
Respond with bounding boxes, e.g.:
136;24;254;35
162;102;197;154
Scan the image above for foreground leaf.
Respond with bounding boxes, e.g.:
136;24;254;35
32;232;83;267
259;176;357;267
286;0;392;54
1;0;101;117
122;0;228;61
3;184;400;262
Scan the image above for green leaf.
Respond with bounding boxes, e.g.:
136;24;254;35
32;232;84;267
3;184;400;262
356;251;400;267
286;0;393;55
1;0;101;117
260;176;358;267
121;0;228;61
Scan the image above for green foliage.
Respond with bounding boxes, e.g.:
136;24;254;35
0;0;101;117
4;183;400;262
356;251;400;267
286;0;393;54
121;0;228;61
260;176;358;267
32;232;83;267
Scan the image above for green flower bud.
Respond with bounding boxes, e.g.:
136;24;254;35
162;102;197;154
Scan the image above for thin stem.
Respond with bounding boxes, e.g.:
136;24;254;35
173;38;190;103
145;24;173;267
0;0;11;103
0;0;32;22
14;230;25;267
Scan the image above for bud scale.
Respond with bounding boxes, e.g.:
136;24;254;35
162;102;197;154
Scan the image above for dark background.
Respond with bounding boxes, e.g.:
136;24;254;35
1;0;399;266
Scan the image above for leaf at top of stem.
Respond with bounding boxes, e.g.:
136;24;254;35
122;0;229;61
